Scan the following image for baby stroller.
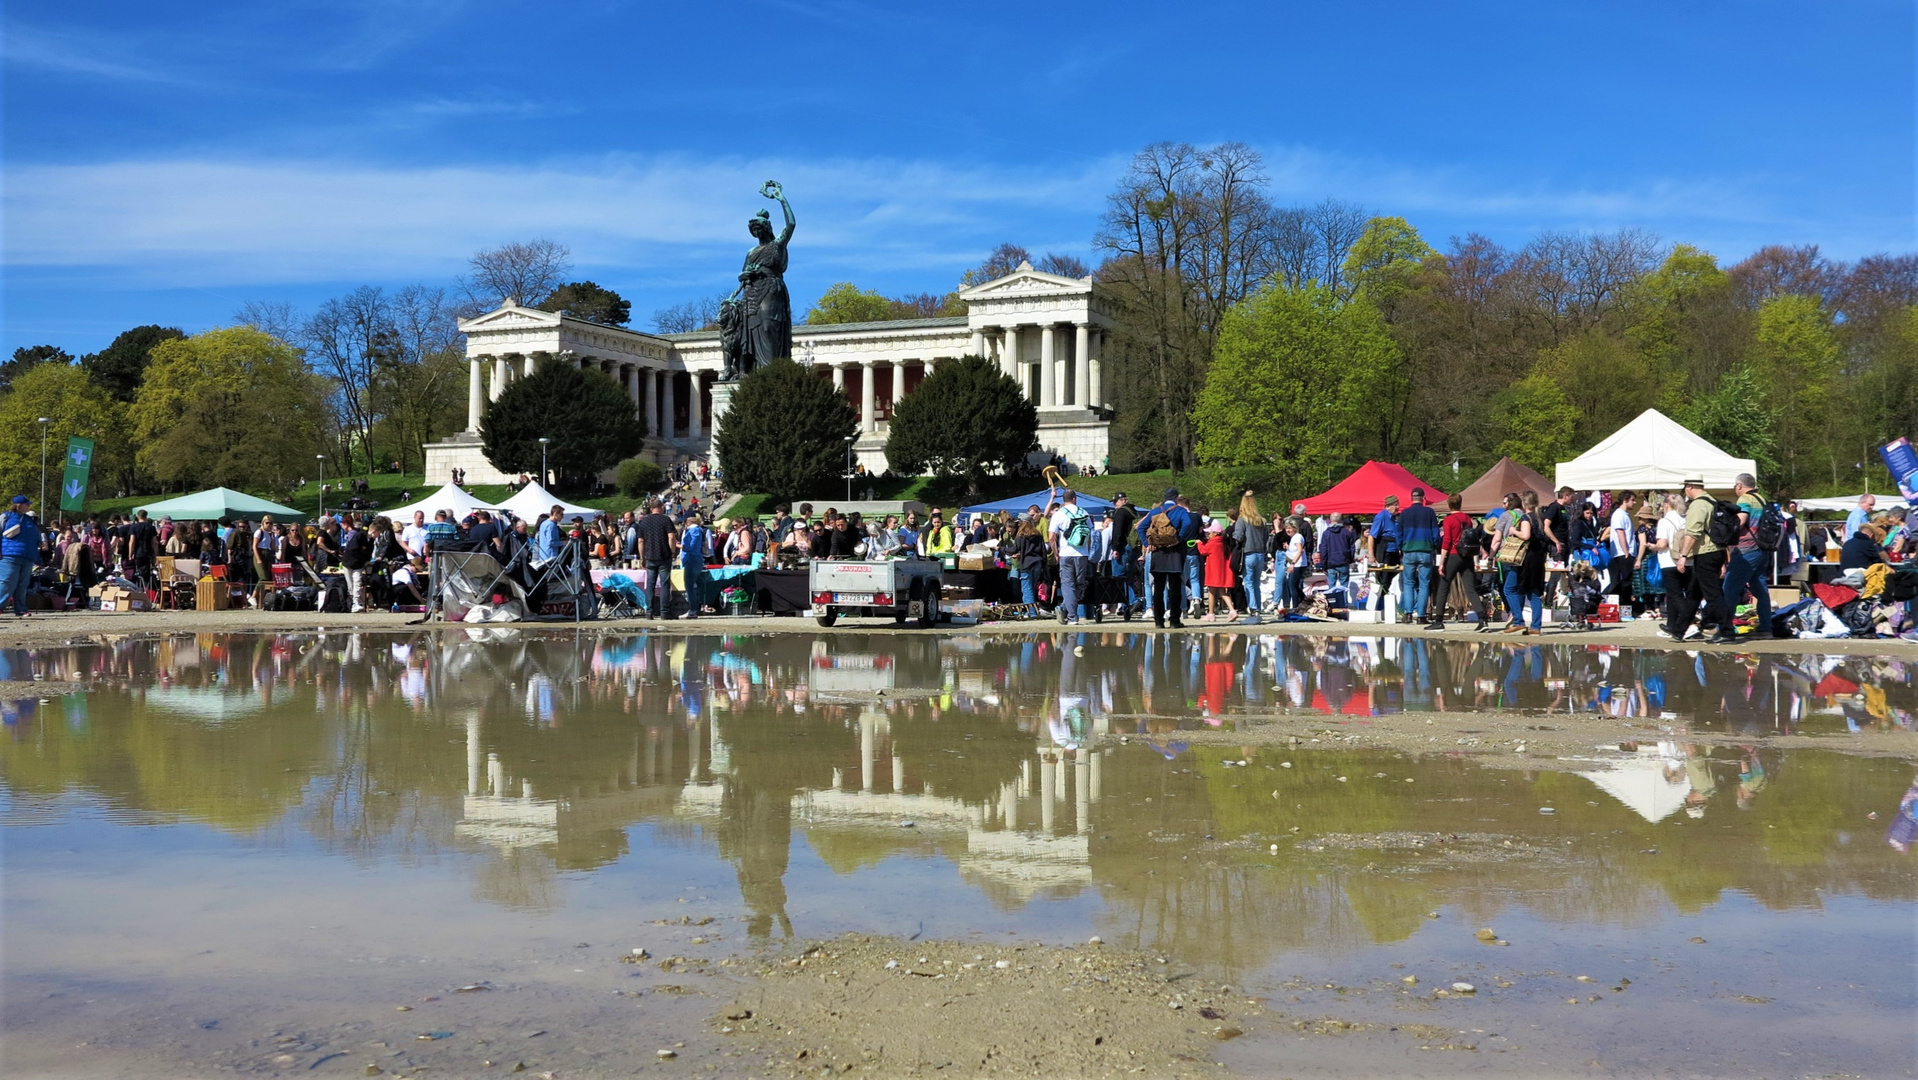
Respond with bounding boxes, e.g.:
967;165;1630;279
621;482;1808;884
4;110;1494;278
1088;558;1139;623
598;572;651;619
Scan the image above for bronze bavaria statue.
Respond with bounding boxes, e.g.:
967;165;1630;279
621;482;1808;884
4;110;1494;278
719;180;795;381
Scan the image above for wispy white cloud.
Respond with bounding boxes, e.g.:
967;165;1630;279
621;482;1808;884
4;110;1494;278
3;153;1118;287
1;22;208;86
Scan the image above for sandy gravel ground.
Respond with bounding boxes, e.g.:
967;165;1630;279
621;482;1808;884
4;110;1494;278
1;607;1913;659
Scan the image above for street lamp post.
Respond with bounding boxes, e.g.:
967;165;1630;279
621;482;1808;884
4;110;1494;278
845;436;857;501
36;418;51;515
316;454;327;519
538;438;552;488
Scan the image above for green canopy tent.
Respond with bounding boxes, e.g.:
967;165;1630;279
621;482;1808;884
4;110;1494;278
132;487;307;523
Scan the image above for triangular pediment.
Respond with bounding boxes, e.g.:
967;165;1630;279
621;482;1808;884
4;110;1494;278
457;302;563;332
959;268;1095;301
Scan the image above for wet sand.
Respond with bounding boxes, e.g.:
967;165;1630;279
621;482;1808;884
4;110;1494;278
2;608;1915;659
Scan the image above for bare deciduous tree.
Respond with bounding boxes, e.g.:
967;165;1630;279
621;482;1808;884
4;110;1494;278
459;239;572;314
652;293;730;333
233;299;301;342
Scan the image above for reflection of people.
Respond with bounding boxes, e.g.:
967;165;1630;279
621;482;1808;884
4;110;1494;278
1888;775;1918;853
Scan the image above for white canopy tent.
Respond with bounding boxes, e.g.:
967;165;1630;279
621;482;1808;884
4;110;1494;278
384;484;501;522
496;481;600;523
1575;749;1692;824
1555;409;1756;492
1791;494;1900;512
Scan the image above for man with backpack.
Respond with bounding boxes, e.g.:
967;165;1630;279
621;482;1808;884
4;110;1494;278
1135;487;1195;629
339;515;372;613
1049;490;1094;625
1718;472;1776;643
1668;477;1727;642
1426;492;1486;630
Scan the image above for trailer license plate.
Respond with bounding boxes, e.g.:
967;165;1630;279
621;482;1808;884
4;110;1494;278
835;592;874;604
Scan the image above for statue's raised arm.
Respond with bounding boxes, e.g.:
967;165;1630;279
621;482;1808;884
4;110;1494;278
760;180;796;246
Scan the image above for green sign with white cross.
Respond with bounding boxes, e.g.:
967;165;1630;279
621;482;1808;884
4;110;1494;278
59;436;95;513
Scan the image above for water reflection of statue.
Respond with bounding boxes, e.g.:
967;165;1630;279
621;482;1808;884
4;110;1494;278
719;776;794;941
725;181;796;380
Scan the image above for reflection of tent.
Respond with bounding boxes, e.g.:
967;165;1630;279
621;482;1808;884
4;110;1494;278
496;481;600;523
1555;409;1755;491
1575;749;1691;823
133;487;305;522
961;490;1115;521
1793;494;1900;513
1291;462;1446;516
386;484;500;522
1456;457;1555;513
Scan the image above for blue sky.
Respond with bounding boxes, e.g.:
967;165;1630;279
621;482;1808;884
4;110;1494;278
4;0;1912;356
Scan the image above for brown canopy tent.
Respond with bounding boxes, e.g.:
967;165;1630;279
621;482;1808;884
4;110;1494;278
1456;457;1555;513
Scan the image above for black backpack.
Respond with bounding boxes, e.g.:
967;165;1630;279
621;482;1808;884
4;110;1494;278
1702;498;1743;548
1753;502;1788;553
1458;519;1489;557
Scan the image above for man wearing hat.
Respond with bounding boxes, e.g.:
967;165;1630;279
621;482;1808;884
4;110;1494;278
0;495;40;616
1666;477;1721;642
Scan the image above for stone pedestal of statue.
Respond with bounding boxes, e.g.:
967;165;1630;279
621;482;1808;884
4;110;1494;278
709;381;739;443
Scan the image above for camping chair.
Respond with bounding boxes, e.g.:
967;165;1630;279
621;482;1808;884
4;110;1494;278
598;572;649;619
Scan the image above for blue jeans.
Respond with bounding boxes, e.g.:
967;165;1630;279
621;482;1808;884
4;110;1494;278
1241;553;1267;611
1059;556;1091;622
1324;564;1350;607
1722;548;1773;634
1502;567;1541;629
1184;551;1203;608
1271;552;1289;607
1015;568;1038;605
680;563;707;617
0;555;30;615
1109;545;1139;607
1401;552;1436;619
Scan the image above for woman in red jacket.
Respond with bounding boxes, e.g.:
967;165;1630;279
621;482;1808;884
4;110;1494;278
1197;520;1240;621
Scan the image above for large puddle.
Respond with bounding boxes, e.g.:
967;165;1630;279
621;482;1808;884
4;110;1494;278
3;631;1915;1077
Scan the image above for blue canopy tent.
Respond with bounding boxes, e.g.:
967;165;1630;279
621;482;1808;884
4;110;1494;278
960;490;1115;523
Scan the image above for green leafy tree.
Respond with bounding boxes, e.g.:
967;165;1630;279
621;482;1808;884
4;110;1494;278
711;359;858;500
1679;366;1780;482
805;282;896;325
1192;284;1395;502
0;363;128;510
1489;371;1580;473
480;361;646;485
884;355;1038;496
1624;245;1744;402
1;345;72;393
80;325;185;402
538;281;632;326
131;327;332;493
1749;294;1841;489
1343;216;1435;317
1535;330;1662;446
616;457;665;498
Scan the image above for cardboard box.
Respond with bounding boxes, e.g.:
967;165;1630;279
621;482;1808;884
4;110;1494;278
957;553;989;571
196;579;229;612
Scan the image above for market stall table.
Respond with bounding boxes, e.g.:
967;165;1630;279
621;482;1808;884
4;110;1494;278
750;567;811;614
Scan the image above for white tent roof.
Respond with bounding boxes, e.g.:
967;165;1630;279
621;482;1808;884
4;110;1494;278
1576;750;1692;823
1792;494;1900;513
496;481;600;523
1555;409;1756;491
385;483;500;522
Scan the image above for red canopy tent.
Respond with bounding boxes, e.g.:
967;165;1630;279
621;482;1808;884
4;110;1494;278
1290;461;1448;516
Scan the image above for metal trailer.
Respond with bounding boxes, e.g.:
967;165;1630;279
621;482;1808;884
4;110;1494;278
807;558;944;628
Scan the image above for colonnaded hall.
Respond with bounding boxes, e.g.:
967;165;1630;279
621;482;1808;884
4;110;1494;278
426;262;1117;484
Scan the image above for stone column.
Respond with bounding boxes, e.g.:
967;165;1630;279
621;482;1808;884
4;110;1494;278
527;350;548;375
887;362;904;415
1089;330;1104;409
490;355;511;401
832;364;845;392
643;369;657;438
970;329;985;358
466;354;485;432
689;373;705;440
1002;326;1021;382
663;372;678;440
860;361;877;433
1039;325;1057;407
924;358;937;379
1074;323;1091;408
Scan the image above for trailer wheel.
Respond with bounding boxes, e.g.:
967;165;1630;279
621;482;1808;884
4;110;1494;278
916;593;938;630
816;610;838;628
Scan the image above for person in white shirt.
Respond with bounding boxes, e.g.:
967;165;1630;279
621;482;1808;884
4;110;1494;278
1048;491;1093;625
1606;491;1639;612
400;510;429;559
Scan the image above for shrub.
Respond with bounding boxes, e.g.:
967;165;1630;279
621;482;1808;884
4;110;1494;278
617;456;665;498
